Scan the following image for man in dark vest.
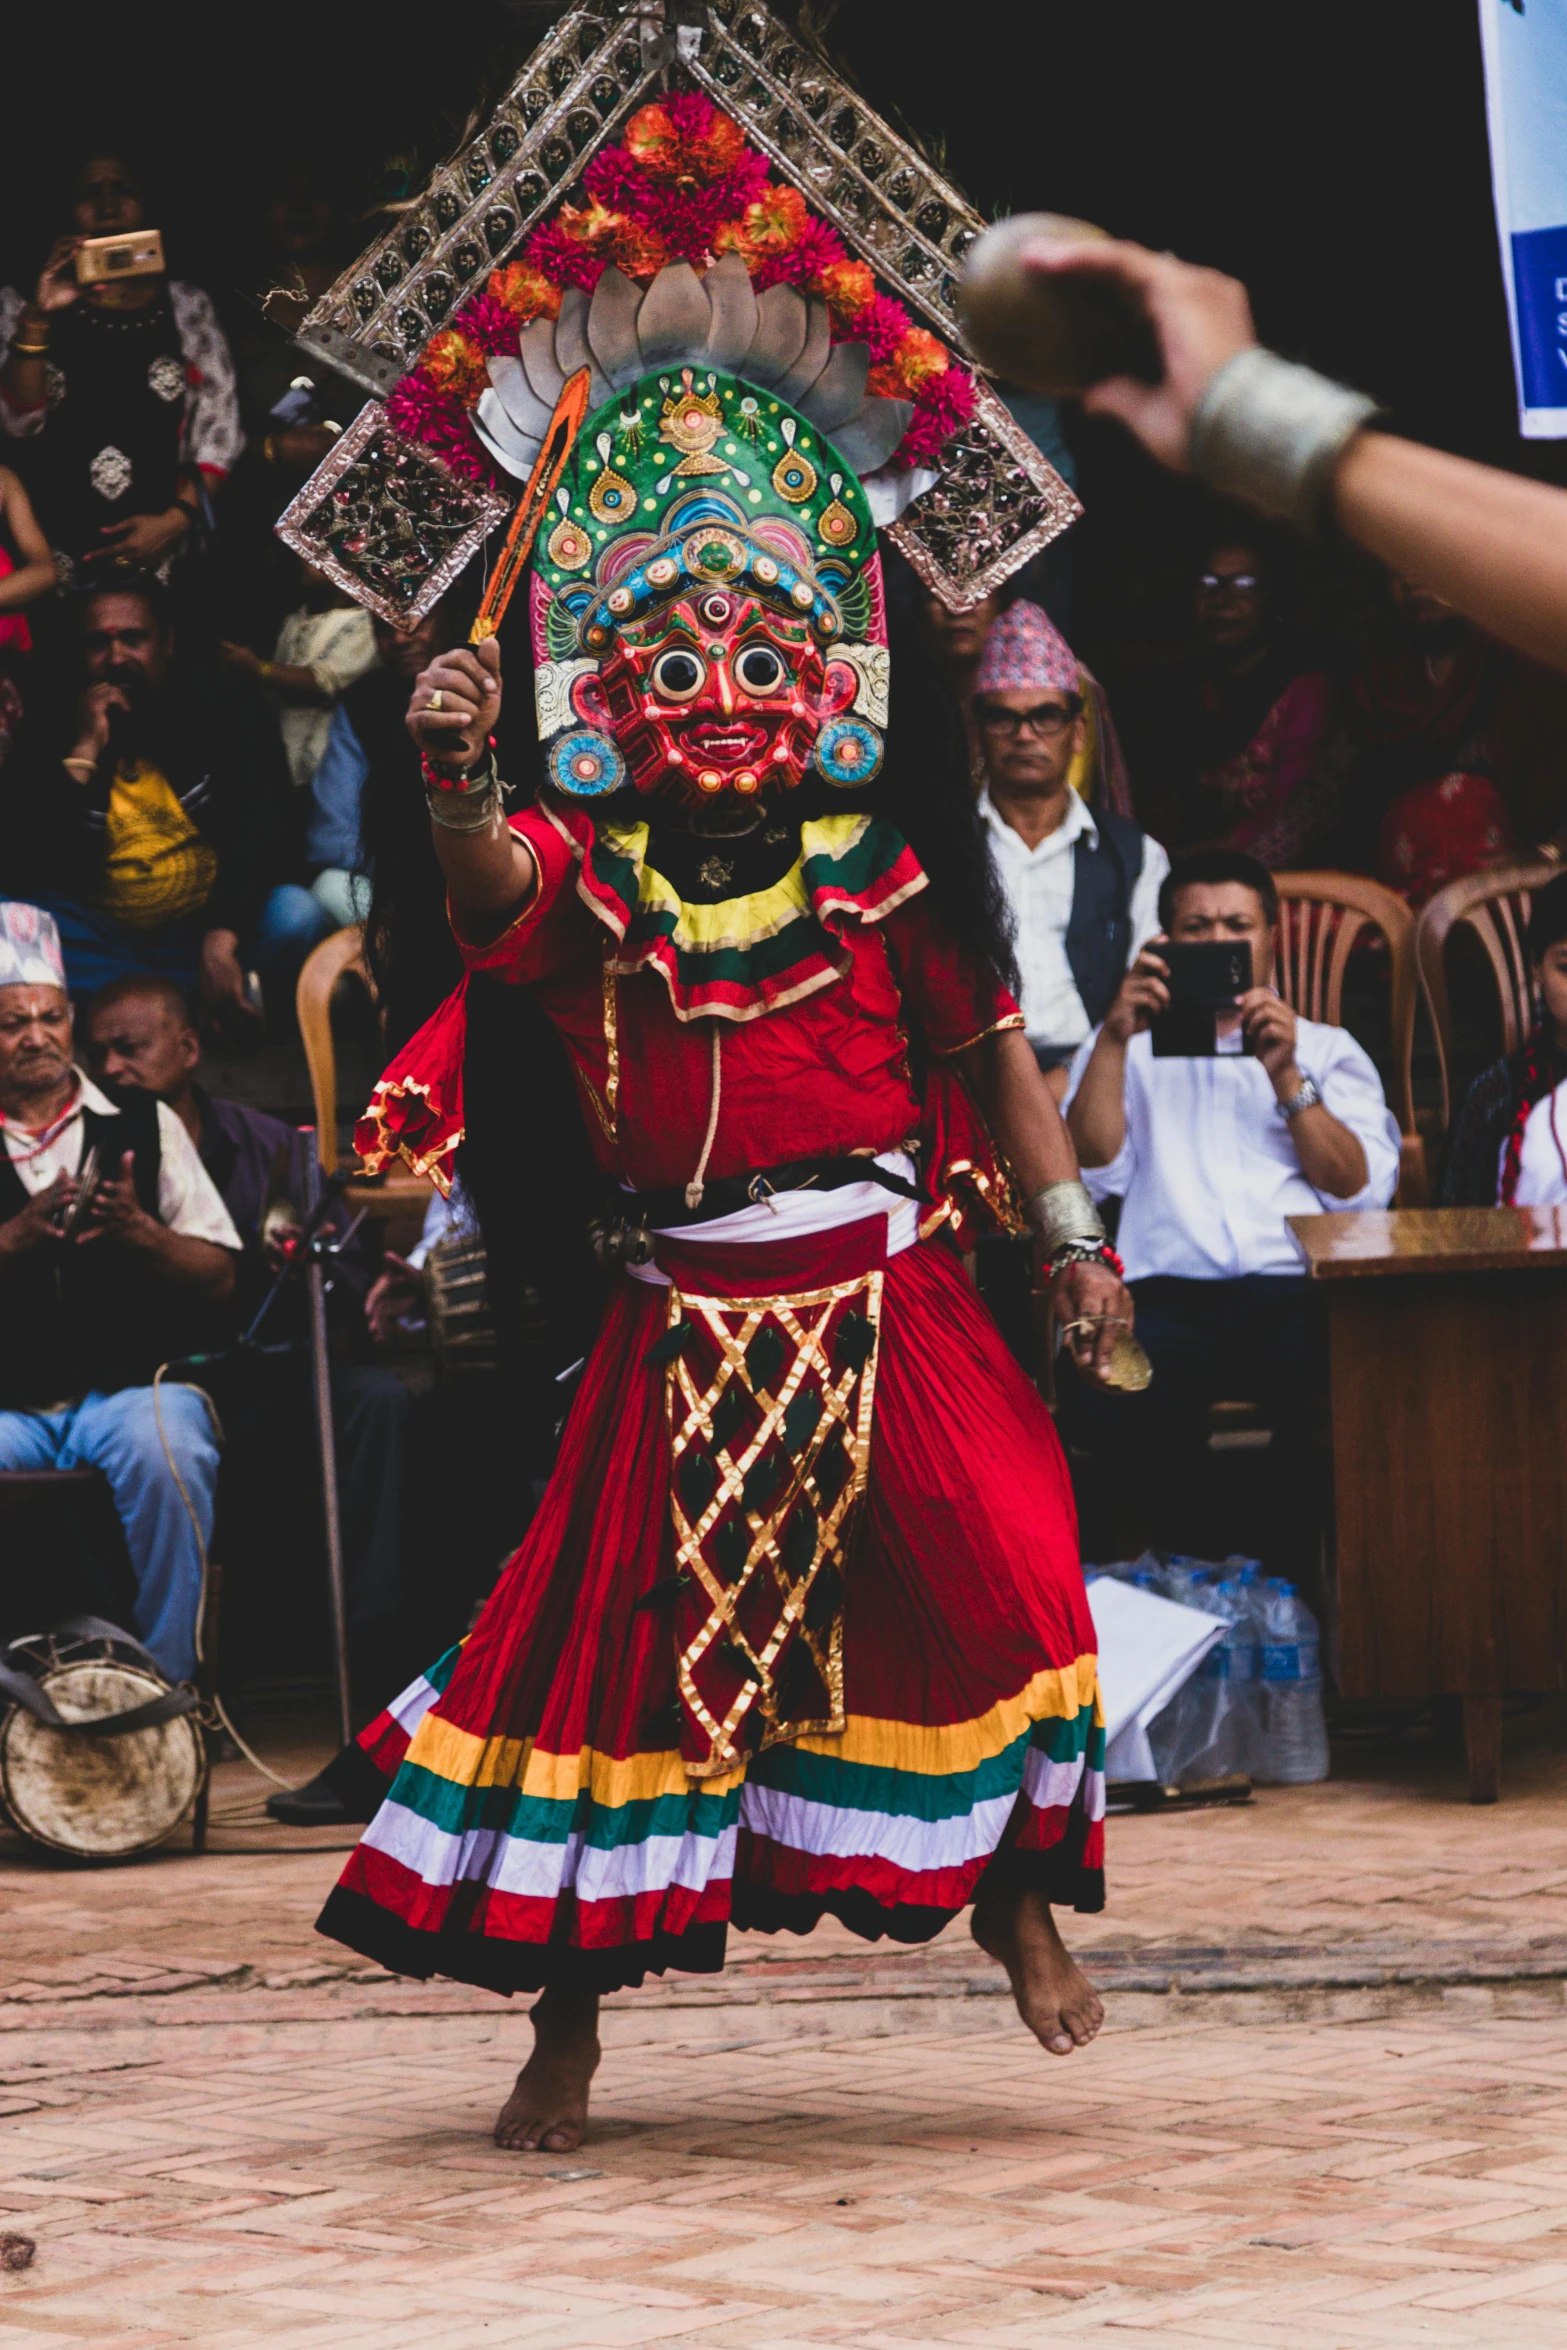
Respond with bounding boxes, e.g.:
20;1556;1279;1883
0;901;239;1681
82;971;412;1711
973;601;1167;1369
976;601;1167;1098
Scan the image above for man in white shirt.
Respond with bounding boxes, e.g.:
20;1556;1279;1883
1060;849;1399;1561
0;901;240;1682
976;599;1168;1099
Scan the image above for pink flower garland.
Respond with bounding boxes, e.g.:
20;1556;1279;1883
386;89;974;489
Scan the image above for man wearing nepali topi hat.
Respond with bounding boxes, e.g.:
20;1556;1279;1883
975;601;1168;1092
0;900;241;1682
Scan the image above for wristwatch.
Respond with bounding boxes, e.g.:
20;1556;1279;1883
1278;1077;1323;1121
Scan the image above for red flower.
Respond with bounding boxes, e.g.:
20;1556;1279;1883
896;365;977;469
848;294;913;367
454;291;521;361
524;218;604;291
584;146;656;218
750;214;846;293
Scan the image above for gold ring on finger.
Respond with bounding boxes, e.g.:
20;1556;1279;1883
428;689;443;711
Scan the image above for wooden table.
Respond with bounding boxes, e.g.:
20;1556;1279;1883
1288;1206;1567;1801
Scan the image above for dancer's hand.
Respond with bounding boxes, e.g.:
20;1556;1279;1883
408;637;501;771
1052;1258;1135;1386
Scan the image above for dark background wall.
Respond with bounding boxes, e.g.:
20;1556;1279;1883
2;0;1537;624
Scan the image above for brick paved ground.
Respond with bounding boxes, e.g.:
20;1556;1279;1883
3;1705;1567;2344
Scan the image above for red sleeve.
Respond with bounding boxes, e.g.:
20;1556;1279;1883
452;805;587;985
878;891;1024;1057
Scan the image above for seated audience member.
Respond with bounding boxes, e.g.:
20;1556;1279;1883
1161;533;1337;866
0;466;52;777
82;972;412;1694
1060;848;1400;1560
0;466;54;652
219;555;377;799
1331;578;1518;904
0;151;241;585
0;902;238;1682
10;580;318;1027
1442;873;1567;1206
977;599;1167;1092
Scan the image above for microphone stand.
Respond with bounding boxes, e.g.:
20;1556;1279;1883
173;1152;361;1748
299;1128;354;1749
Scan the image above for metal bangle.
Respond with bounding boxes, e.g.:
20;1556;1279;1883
1023;1178;1107;1255
426;777;501;834
1188;348;1381;538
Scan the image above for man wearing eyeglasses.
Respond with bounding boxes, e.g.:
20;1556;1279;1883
976;601;1168;1101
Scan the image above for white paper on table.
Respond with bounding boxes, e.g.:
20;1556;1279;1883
1086;1576;1228;1783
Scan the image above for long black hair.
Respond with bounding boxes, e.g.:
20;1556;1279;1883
863;602;1020;998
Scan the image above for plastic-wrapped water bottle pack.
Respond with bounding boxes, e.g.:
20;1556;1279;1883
1090;1552;1329;1785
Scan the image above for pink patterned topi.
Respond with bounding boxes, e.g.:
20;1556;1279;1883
0;901;66;992
975;599;1079;697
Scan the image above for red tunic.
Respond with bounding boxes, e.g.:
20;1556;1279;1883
457;805;1019;1187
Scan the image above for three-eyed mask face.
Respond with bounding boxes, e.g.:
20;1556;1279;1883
577;586;857;803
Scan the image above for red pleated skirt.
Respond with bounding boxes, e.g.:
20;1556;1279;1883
318;1229;1105;1994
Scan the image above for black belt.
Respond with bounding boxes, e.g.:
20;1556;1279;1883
619;1153;922;1231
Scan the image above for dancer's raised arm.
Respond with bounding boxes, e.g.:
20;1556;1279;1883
406;636;537;934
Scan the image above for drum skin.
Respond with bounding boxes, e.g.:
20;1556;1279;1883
0;1662;203;1860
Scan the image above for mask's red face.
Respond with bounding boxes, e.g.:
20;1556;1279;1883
584;588;853;801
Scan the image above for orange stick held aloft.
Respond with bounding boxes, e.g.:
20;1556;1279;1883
469;367;592;646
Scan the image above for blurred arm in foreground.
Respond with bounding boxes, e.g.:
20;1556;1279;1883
1022;237;1567;680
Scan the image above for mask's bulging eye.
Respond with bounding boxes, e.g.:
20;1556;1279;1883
735;645;785;696
651;649;705;703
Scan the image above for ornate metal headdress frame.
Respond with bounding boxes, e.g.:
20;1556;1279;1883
281;0;1079;620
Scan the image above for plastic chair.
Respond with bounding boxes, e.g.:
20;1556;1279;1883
1414;860;1562;1132
1272;870;1428;1204
295;926;434;1226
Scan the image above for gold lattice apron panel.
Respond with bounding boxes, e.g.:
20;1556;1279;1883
654;1268;883;1779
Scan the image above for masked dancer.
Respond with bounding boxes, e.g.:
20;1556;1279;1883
312;225;1131;2150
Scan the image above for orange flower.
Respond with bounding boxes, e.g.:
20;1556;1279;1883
557;200;666;278
487;262;562;324
815;258;875;321
624;102;681;179
893;326;951;389
420;330;487;403
729;184;808;259
624;100;745;185
868;327;952;400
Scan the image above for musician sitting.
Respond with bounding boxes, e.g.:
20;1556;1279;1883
81;972;414;1712
0;902;239;1683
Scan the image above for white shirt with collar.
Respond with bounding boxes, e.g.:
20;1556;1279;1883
3;1070;241;1251
981;789;1168;1053
1510;1079;1567;1206
1061;1016;1401;1282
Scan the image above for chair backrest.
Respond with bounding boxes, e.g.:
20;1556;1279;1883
294;925;369;1176
1271;870;1418;1139
1414;861;1560;1131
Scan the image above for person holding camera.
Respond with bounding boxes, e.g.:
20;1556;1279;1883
1059;847;1399;1562
0;152;240;585
0;901;239;1682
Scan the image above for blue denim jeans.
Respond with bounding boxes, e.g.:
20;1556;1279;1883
0;1385;219;1682
30;887;336;999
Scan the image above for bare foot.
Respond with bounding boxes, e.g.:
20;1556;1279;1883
493;1984;602;2151
971;1885;1105;2055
